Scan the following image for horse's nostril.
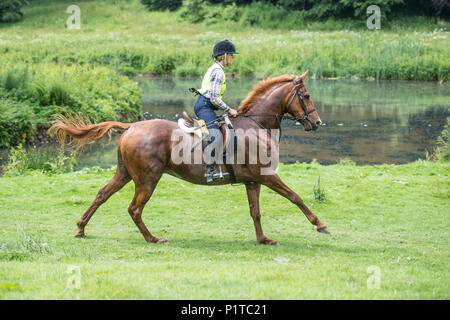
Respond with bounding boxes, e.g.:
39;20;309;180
316;120;322;126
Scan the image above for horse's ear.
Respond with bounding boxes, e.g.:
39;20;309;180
299;70;308;81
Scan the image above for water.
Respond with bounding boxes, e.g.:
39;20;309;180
139;78;449;165
0;78;448;169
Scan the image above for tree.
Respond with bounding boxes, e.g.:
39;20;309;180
140;0;183;11
0;0;29;23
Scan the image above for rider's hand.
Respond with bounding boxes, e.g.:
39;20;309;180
227;108;238;117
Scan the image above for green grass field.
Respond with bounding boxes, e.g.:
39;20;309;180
0;161;448;299
0;0;448;80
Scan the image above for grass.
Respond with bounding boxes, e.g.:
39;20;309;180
0;161;448;299
0;0;448;80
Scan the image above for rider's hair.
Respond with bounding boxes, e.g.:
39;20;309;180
215;53;227;63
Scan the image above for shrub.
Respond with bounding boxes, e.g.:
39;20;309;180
141;0;182;11
0;99;35;147
429;117;450;162
152;55;176;74
180;0;207;23
0;228;51;261
1;144;77;176
0;0;29;23
0;63;142;144
313;176;326;202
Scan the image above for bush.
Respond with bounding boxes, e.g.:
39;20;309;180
180;0;207;23
313;176;326;202
141;0;183;11
0;0;29;23
152;55;176;74
429;117;450;162
181;0;448;25
0;63;143;144
0;99;35;148
1;144;77;176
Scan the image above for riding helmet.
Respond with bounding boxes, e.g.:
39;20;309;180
212;40;239;58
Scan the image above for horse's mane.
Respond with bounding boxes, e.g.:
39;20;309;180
238;74;296;113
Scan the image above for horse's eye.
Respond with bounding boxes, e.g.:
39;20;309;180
305;94;310;99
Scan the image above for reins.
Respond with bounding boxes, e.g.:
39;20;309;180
189;78;316;143
234;78;316;142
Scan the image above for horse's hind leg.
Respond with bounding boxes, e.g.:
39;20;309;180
75;153;131;237
127;171;168;244
263;174;330;234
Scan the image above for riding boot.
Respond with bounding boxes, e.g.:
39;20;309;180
202;138;226;183
205;163;221;183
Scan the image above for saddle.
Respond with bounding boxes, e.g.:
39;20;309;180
177;111;247;185
178;111;233;153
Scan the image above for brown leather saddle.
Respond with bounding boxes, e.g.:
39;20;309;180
181;111;232;152
180;111;242;184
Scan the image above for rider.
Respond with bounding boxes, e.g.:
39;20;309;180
194;39;239;183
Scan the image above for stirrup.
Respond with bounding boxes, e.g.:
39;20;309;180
205;166;229;183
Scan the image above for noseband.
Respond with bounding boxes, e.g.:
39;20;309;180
285;79;316;122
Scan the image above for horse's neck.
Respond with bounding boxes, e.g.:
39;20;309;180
240;108;282;130
239;94;285;130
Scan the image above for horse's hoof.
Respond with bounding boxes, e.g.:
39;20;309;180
317;227;330;234
260;238;279;245
156;238;169;244
74;232;85;238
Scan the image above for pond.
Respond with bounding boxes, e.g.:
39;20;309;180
1;78;448;170
138;78;449;165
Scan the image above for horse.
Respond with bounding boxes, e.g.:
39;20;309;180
48;70;329;246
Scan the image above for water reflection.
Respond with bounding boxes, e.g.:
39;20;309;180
1;78;448;169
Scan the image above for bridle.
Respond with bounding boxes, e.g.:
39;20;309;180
188;78;318;143
238;78;317;141
285;78;316;122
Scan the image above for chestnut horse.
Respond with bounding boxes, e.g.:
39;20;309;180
49;71;329;245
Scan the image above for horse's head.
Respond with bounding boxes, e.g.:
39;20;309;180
284;71;322;131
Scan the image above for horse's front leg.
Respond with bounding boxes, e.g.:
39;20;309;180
262;174;330;234
245;183;279;245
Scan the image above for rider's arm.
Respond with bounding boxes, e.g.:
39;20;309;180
209;68;230;112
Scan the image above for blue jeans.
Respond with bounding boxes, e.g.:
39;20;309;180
194;95;222;143
194;95;222;164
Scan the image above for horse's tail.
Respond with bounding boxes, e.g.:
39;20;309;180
47;113;132;149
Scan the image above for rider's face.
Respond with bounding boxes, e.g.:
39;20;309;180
226;54;234;66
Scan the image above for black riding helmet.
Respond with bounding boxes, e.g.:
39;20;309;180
212;39;239;58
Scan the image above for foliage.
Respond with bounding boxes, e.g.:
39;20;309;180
195;0;449;18
180;0;207;23
0;0;29;23
0;1;447;82
429;117;450;162
179;0;449;30
0;99;35;148
141;0;182;11
1;144;77;176
0;228;51;261
0;63;143;144
313;175;326;201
